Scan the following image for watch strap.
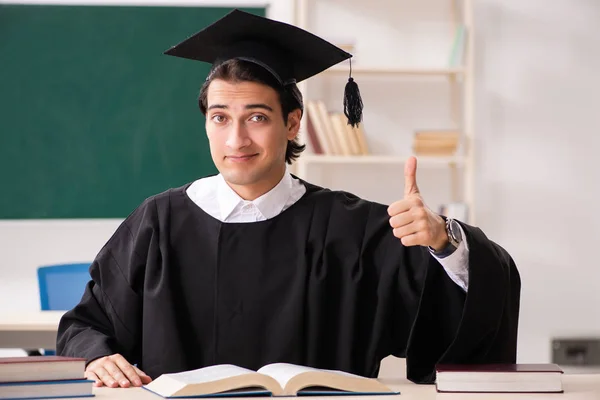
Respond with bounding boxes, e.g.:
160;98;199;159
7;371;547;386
428;217;460;258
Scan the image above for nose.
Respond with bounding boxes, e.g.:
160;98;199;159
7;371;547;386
225;120;251;150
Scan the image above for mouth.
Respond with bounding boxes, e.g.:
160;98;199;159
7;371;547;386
225;154;259;163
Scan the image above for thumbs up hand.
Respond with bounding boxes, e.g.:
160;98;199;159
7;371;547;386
387;157;449;251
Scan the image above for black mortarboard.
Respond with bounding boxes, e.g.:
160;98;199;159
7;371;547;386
164;9;363;127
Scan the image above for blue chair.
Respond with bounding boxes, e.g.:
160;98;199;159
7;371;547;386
38;263;91;311
33;263;92;355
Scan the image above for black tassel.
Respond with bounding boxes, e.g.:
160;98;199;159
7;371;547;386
343;59;363;128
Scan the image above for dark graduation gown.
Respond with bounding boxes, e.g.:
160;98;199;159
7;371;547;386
56;180;520;384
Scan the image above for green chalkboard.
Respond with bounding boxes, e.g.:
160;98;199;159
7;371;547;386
0;4;265;219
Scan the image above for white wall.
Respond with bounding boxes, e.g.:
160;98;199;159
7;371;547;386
474;0;600;362
1;0;599;365
0;220;122;313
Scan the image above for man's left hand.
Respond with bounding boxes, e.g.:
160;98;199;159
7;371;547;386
387;156;448;251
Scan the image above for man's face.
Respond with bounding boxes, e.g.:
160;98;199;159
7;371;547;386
205;79;299;195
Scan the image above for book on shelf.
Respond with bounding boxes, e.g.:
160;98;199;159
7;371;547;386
143;363;397;398
329;113;354;156
305;101;330;155
304;100;369;157
316;100;342;155
304;103;324;154
435;363;564;393
412;129;460;156
351;122;370;155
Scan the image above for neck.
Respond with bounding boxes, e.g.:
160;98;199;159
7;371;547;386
227;166;286;201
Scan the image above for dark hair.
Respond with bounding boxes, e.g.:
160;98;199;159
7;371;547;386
198;59;306;164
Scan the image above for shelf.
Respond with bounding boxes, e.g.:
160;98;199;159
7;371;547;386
295;0;475;222
299;154;465;166
322;67;465;77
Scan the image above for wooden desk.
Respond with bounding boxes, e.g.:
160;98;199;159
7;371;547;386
83;374;600;399
0;311;64;349
0;314;598;398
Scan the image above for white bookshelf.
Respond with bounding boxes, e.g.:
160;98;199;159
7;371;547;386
292;0;476;223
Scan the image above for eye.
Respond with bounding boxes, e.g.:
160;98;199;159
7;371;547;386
211;114;226;123
250;114;268;123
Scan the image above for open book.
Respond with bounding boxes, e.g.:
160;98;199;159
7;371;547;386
143;363;398;398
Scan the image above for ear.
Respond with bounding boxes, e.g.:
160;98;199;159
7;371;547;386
286;109;302;141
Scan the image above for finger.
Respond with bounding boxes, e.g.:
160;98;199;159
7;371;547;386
134;366;153;384
392;221;421;240
404;156;420;197
94;366;118;388
387;199;412;216
388;196;424;217
389;212;413;229
103;360;131;388
400;233;422;247
85;370;102;387
113;355;143;387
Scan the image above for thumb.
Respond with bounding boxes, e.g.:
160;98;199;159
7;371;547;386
404;156;420;197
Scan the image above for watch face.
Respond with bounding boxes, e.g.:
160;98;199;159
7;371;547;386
449;219;462;242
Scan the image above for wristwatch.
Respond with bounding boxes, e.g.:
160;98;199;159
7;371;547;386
429;217;462;258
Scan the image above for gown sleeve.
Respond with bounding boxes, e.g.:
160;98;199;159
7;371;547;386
56;197;158;365
364;201;520;384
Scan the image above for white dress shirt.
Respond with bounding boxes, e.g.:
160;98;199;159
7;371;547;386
186;173;469;291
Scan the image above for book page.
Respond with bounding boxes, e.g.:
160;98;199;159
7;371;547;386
164;364;256;385
316;368;367;379
257;364;367;388
258;364;395;396
257;363;320;389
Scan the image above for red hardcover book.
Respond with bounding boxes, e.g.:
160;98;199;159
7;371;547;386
0;356;86;383
435;364;564;393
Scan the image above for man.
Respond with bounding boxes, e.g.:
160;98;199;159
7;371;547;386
57;9;520;389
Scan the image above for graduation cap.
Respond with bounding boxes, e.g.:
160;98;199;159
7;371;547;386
164;9;363;127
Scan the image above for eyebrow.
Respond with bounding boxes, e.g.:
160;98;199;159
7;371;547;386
207;103;274;112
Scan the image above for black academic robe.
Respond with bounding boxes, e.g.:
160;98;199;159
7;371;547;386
56;180;520;384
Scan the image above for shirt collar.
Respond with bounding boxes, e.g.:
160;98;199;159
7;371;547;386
216;173;293;221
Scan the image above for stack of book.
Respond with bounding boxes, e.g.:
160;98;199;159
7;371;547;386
0;356;93;399
304;100;369;156
412;130;460;156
